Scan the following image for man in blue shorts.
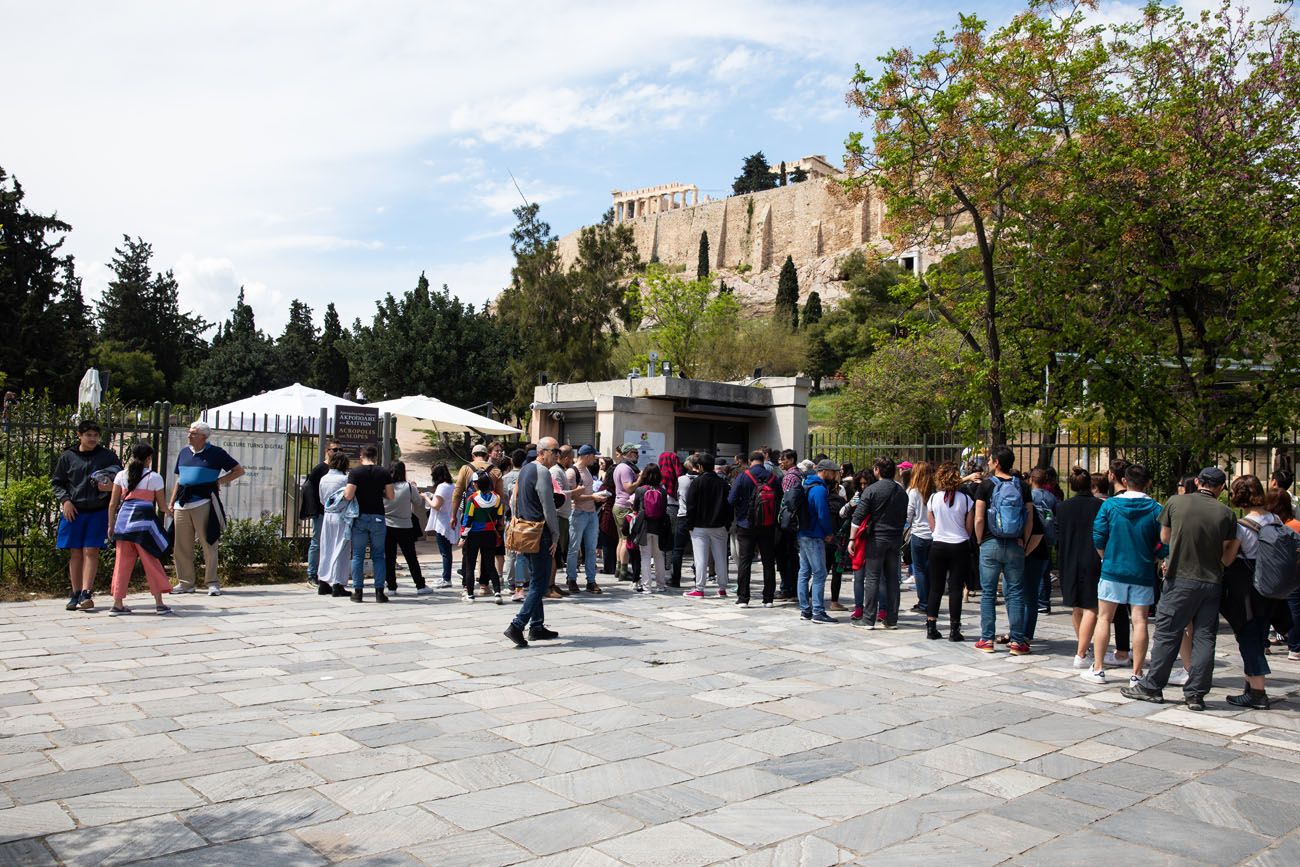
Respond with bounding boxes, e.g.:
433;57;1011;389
51;420;121;612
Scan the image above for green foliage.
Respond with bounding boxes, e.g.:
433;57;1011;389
774;256;799;330
789;165;809;183
348;273;508;410
97;236;210;399
274;300;318;388
696;231;710;280
217;515;298;580
0;475;58;538
0;166;94;399
732;152;777;195
637;266;740;380
778;161;788;186
191;289;278;406
835;331;973;436
90;341;165;403
803;292;822;326
0;476;65;590
696;316;806;382
313;303;349;395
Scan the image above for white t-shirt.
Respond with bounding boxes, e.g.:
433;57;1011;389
906;488;932;541
427;481;456;539
928;490;973;544
1236;511;1279;561
113;469;164;493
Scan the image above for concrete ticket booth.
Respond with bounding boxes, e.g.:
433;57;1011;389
529;376;809;461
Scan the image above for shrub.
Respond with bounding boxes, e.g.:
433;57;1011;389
217;515;299;580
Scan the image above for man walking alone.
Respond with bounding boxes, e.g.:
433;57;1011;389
505;437;562;647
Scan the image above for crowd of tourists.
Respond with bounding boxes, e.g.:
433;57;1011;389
53;422;1299;709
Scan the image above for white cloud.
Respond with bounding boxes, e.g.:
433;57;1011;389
472;177;571;217
233;235;386;254
713;45;764;80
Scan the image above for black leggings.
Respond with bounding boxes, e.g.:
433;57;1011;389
462;530;500;594
385;525;425;589
926;540;970;623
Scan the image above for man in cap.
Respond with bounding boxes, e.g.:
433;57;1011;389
1121;466;1238;711
566;444;606;593
612;443;641;581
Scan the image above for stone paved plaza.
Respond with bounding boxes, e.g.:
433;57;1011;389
2;567;1300;866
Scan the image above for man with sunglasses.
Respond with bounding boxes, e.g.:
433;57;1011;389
505;437;561;647
304;439;341;593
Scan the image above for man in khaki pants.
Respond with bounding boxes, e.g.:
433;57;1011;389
170;422;244;595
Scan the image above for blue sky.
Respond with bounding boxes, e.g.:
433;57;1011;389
1;0;1165;335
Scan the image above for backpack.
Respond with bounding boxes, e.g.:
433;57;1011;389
1239;518;1300;599
778;483;806;534
459;465;488;523
988;476;1027;540
1031;489;1057;547
745;471;778;528
642;485;666;521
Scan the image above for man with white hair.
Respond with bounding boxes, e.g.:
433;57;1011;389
170;421;244;595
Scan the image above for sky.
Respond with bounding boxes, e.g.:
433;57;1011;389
1;0;1219;336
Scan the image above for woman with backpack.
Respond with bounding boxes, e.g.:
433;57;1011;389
460;474;504;603
631;463;672;593
105;443;173;615
1220;476;1291;709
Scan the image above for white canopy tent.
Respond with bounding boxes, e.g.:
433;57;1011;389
368;394;520;436
77;368;103;410
201;383;360;433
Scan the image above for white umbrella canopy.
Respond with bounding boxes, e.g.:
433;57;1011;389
369;394;521;435
202;383;360;432
77;368;103;410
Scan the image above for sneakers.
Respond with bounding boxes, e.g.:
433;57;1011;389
511;589;525;602
207;586;221;597
717;589;727;598
1225;688;1270;710
1185;694;1206;712
974;639;996;653
850;606;864;622
172;586;196;594
876;610;886;623
1080;668;1107;684
1119;683;1164;704
437;580;453;589
763;602;773;608
494;592;504;605
683;589;705;599
586;584;603;594
800;609;813;621
1290;650;1300;661
812;612;838;624
528;625;559;641
736;601;750;608
545;589;563;600
1128;674;1141;687
1072;655;1091;669
1008;641;1031;656
1103;650;1129;667
504;624;528;648
463;592;475;602
65;592;81;611
351;589;363;603
828;601;846;612
416;586;434;596
78;593;95;611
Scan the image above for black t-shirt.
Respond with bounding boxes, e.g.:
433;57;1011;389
347;464;392;515
1026;507;1050;561
975;475;1032;543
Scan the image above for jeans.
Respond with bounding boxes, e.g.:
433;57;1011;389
307;514;323;580
979;538;1025;642
1037;555;1054;610
857;537;902;624
909;536;932;606
797;535;827;616
1139;577;1221;697
350;514;387;592
736;525;776;604
1022;556;1050;640
435;534;453;584
511;535;552;630
567;509;599;587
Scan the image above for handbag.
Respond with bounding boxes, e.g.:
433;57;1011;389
504;474;544;554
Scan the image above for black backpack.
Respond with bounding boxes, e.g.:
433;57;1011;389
778;484;806;534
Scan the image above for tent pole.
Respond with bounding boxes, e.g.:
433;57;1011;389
318;408;328;463
382;412;393;466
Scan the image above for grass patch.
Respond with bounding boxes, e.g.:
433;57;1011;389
808;392;839;429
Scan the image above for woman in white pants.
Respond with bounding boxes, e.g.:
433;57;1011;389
632;463;671;592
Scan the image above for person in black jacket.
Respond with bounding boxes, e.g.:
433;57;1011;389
684;452;731;599
848;457;909;627
1056;467;1103;668
303;438;340;593
51;420;122;612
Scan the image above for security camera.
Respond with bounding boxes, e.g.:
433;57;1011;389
529;401;539;410
550;410;564;421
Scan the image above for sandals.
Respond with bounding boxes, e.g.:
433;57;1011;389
109;605;132;616
155;604;173;615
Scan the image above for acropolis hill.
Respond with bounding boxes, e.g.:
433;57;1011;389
556;155;933;312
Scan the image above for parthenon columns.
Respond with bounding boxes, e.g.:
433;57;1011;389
610;183;701;222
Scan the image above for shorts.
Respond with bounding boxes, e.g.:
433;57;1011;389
56;508;109;550
613;505;633;539
1097;578;1154;607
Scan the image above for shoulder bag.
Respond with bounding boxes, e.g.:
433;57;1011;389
505;471;544;554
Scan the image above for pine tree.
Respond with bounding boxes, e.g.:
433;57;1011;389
192;288;277;405
732;152;778;195
790;165;809;183
696;231;710;280
779;161;788;186
803;291;823;325
775;256;799;330
313;302;349;395
275;299;317;387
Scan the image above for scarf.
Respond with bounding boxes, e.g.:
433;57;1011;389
658;451;684;498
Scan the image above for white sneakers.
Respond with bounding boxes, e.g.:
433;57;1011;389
1103;650;1130;666
1072;655;1090;669
1080;668;1106;684
207;586;221;597
1168;667;1190;686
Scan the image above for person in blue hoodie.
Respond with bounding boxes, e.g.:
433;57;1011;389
1081;463;1164;686
798;460;840;623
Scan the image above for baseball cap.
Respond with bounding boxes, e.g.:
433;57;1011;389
526;449;538;461
472;444;488;456
815;459;839;472
1198;466;1227;487
798;459;815;473
898;461;914;470
577;444;597;456
620;442;638;454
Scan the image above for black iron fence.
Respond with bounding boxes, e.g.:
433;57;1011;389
806;427;1300;497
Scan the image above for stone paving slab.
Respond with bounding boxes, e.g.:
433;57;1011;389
2;569;1300;865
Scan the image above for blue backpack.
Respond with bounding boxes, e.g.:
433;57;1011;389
989;476;1027;540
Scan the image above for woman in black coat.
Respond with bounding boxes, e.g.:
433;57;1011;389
1056;467;1103;667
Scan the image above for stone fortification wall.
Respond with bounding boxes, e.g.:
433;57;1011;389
558;178;884;278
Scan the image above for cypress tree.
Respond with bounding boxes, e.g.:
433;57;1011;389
696;231;710;280
775;255;799;330
803;291;822;325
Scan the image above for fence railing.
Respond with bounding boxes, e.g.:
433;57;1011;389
806;427;1300;497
